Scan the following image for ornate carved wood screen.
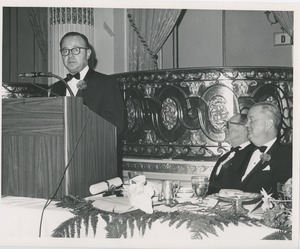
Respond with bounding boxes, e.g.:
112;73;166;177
115;67;293;182
2;67;293;183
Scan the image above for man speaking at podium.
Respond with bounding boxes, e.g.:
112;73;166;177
50;32;124;135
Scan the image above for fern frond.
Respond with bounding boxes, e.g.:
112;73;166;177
128;217;135;237
75;217;82;238
262;229;292;240
90;210;99;237
52;195;291;240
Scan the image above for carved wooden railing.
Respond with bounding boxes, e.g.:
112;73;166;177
115;67;293;179
2;67;293;180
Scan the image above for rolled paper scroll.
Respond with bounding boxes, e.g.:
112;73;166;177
89;177;123;195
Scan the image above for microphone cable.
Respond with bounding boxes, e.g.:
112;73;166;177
28;82;61;97
38;110;91;237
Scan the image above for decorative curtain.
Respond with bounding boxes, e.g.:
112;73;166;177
272;11;293;43
48;7;94;85
127;9;182;71
27;7;48;61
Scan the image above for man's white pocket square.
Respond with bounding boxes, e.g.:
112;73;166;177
262;165;270;171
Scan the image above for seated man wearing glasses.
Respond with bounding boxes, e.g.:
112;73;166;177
207;114;253;195
50;32;124;135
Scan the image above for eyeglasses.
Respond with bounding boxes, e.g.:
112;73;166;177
225;121;245;129
60;47;89;56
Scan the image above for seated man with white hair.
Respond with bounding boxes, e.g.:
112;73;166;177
236;102;292;197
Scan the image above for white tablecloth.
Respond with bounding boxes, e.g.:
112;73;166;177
1;196;298;249
0;196;74;238
0;195;280;240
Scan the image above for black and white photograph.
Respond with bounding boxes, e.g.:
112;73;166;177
1;0;299;249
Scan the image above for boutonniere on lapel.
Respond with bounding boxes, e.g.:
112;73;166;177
77;80;87;90
260;153;271;163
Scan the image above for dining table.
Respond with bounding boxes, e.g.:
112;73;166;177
0;173;296;248
0;189;296;249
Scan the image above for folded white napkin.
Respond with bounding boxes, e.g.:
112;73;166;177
89;196;137;213
89;177;123;195
123;175;155;214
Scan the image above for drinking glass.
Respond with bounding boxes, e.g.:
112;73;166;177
191;176;209;203
160;180;180;205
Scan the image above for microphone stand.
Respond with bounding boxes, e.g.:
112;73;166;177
44;72;75;97
18;72;75;97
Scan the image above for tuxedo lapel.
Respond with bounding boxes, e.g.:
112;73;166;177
236;144;255;176
219;157;233;171
83;69;93;85
76;90;83;97
76;69;93;98
207;151;231;194
211;144;248;180
208;144;252;194
241;160;265;185
241;142;278;185
61;80;67;96
210;152;231;180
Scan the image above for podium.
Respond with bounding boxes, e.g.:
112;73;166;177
2;97;118;198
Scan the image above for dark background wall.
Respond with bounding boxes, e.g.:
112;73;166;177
2;7;47;84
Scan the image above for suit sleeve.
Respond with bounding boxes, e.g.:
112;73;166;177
274;144;293;184
49;81;65;97
100;76;124;135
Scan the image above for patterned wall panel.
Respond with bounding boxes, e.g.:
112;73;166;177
115;67;293;174
2;67;293;177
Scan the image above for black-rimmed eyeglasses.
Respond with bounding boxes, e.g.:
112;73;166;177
225;121;245;129
60;47;89;56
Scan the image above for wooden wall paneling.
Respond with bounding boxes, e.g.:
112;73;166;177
2;135;65;198
2;97;118;198
2;97;65;136
2;97;65;198
64;97;118;197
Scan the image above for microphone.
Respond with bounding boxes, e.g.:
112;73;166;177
18;72;74;97
18;72;53;78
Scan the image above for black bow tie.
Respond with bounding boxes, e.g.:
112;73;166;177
229;146;240;153
66;72;80;81
254;145;267;153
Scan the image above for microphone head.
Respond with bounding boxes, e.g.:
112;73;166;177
19;72;35;77
18;72;52;78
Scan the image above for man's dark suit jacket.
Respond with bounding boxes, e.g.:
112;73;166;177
207;143;254;195
236;140;292;197
50;69;124;134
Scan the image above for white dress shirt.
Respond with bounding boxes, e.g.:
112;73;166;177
241;138;276;181
215;141;251;176
66;66;89;97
